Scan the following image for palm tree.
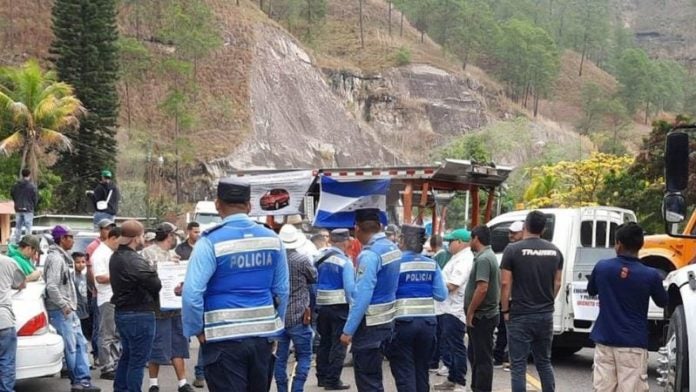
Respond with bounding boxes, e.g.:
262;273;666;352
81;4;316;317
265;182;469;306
0;60;84;182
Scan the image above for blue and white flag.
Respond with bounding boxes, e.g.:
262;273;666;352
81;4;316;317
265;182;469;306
313;176;390;228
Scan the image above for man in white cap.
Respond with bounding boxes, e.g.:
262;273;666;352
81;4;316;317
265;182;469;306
274;224;317;392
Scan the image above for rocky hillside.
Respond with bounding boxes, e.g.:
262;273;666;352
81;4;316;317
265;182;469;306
0;0;608;207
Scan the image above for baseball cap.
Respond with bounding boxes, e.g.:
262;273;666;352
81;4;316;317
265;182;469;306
509;221;524;233
443;228;471;242
97;218;116;229
52;225;75;242
19;235;43;254
101;170;113;178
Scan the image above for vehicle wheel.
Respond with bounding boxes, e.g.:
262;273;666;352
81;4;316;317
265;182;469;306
551;346;583;358
664;305;689;391
274;201;279;210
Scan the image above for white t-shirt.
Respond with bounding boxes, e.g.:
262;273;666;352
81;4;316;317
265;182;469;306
435;247;474;323
92;242;115;307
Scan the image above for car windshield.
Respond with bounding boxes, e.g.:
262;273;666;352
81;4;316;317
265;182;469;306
195;214;221;225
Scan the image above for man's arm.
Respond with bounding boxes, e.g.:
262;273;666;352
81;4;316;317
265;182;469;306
553;269;563;298
182;237;216;338
587;264;599;297
432;266;448;302
342;252;380;336
26;269;41;282
651;271;668;308
500;269;513;313
11;267;26;290
31;183;38;209
272;243;290;323
44;255;69;311
342;261;356;304
304;256;318;284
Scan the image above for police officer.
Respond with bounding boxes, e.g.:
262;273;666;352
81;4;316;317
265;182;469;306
182;178;289;392
340;209;401;392
315;229;356;390
387;224;448;392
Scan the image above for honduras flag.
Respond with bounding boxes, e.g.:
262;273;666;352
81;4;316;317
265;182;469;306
313;176;390;228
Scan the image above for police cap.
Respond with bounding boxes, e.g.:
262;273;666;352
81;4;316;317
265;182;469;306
354;208;381;223
217;177;251;204
400;224;426;241
330;228;350;243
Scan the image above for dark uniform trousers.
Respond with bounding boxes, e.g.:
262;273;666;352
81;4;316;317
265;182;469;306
351;322;394;392
203;337;273;392
316;305;349;386
468;314;500;392
386;317;437;392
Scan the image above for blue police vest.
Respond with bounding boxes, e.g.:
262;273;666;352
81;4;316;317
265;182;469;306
394;251;437;319
363;234;401;327
202;218;284;342
316;247;350;306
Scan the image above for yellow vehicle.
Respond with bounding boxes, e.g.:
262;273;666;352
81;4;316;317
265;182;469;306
641;211;696;277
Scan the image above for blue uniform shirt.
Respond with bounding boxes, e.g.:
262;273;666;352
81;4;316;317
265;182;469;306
182;213;290;338
396;250;448;305
316;246;356;305
587;255;668;349
343;233;400;335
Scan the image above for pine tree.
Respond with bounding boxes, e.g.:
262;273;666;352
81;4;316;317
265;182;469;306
50;0;120;212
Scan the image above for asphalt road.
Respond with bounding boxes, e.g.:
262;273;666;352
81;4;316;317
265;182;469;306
16;345;661;392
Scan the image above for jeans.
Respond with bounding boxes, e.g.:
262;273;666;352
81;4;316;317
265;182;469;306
90;297;100;360
352;323;393;392
48;310;92;386
203;338;273;392
0;327;17;392
429;314;448;369
386;317;437;392
468;314;499;392
315;305;348;386
194;345;205;379
508;312;555;392
12;212;33;243
114;311;156;392
99;303;121;373
493;309;508;363
439;314;467;386
275;324;313;392
93;212;115;230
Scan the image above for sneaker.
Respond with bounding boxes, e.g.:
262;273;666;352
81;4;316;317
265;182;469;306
149;387;160;392
193;378;205;388
503;362;511;372
71;384;101;392
99;371;115;380
436;365;449;377
433;380;456;390
178;384;195;392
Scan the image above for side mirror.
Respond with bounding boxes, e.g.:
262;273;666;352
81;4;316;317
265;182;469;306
665;131;689;192
663;193;687;224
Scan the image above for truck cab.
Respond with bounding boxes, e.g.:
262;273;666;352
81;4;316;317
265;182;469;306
190;201;221;231
641;210;696;278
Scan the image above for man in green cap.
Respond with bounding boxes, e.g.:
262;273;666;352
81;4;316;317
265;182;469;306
433;228;474;391
89;169;120;229
6;235;42;282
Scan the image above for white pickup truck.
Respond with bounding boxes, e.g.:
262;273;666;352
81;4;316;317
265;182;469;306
487;206;666;355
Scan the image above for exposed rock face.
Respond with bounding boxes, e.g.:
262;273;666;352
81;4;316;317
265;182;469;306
209;24;396;173
326;64;489;164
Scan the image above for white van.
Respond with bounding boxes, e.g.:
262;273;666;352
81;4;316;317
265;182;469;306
189;201;221;231
485;207;669;355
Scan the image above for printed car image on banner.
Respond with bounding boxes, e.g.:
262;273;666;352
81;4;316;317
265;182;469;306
247;170;316;216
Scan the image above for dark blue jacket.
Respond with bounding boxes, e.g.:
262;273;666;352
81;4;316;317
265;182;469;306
588;255;668;349
11;178;38;212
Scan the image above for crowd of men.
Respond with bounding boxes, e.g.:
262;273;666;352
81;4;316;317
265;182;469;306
0;171;670;392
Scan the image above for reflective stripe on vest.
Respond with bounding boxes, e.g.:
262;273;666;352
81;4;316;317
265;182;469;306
214;237;282;257
394;297;436;318
316;289;347;305
205;317;284;342
400;261;436;272
204;305;276;325
324;255;347;267
381;250;401;266
365;300;396;326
